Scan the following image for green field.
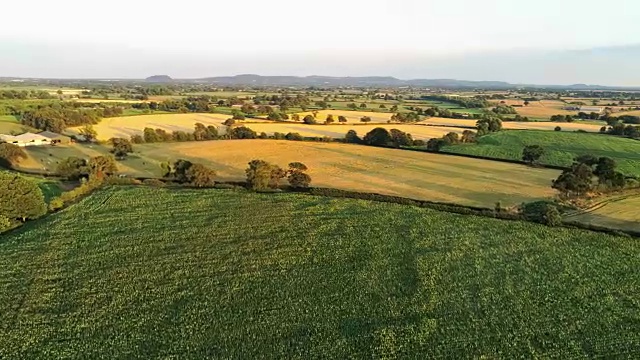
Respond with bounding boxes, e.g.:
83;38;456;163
444;130;640;176
1;187;638;358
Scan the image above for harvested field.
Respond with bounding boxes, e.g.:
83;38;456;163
290;110;395;123
417;117;604;132
69;113;232;141
490;100;577;119
136;140;558;207
242;123;461;140
566;193;640;233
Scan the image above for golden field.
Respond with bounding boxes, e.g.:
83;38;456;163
491;100;576;118
69;113;232;141
134;140;559;207
241;123;461;140
417;117;604;132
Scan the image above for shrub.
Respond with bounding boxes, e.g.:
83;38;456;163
0;215;12;232
554;126;562;131
49;197;64;212
543;204;562;227
142;178;166;187
0;173;47;221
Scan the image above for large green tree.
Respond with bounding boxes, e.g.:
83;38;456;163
0;172;47;222
363;128;392;147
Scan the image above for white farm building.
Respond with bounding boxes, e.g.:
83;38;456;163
0;132;51;147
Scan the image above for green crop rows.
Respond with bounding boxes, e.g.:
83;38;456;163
1;187;639;358
444;130;640;176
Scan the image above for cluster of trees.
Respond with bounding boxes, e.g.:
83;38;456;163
426;130;477;151
409;106;481;119
135;123;220;143
476;116;503;136
552;155;627;198
252;94;311;111
349;128;423;148
20;104;124;132
600;123;640;138
0;89;53;100
162;160;217;187
0;143;27;168
550;114;576;122
421;95;490;108
522;145;545;165
0;172;47;228
109;138;134;159
491;105;517;115
390;112;421;123
56;155;118;180
246;160;311;190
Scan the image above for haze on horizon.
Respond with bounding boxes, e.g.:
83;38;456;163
1;0;640;85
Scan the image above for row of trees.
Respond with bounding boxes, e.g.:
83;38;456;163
0;89;53;100
600;123;640;139
246;160;311;190
421;95;491;108
20;104;124;132
426;130;477;151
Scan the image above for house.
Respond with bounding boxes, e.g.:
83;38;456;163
38;131;71;145
0;132;51;147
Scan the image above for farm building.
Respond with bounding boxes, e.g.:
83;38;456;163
0;132;51;147
38;131;71;144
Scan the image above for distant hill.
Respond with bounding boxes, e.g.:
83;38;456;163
145;75;173;83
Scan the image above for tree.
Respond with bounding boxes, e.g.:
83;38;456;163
542;204;562;227
522;145;544;165
287;162;311;189
245;160;285;190
109;138;133;160
427;138;447;152
363;128;392;146
555;126;562;131
223;118;236;126
285;132;303;141
390;105;398;112
292;114;301;122
79;125;98;142
523;101;530;106
345;130;361;144
359;103;367;109
360;116;372;123
0;143;27;168
56;157;88;180
0;172;47;222
325;114;335;124
303;115;316;124
476;116;502;135
87;155;118;179
193;122;215;141
229;126;257;139
389;129;414;147
347;103;357;110
185;163;216;187
338;115;348;123
552;162;594;198
379;104;387;109
143;127;159;143
461;130;477;143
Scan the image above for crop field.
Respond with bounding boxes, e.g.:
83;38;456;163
490;100;577;119
69;113;232;141
444;130;640;176
566;193;640;233
241;122;460;140
614;110;640;117
0;187;638;358
135;140;558;207
0;115;29;134
417;117;604;132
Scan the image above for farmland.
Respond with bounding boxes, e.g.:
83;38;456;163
566;193;640;232
69;113;232;141
418;117;605;132
490;100;577;120
1;187;638;358
285;110;396;123
444;130;640;177
133;140;557;207
240;123;460;140
0;115;29;134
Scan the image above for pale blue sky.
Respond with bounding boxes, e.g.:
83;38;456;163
1;0;639;84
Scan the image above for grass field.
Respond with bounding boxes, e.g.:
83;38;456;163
444;130;640;177
1;187;638;358
566;193;640;232
135;140;558;207
418;118;605;132
0;115;29;134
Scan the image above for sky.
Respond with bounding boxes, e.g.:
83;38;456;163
1;0;640;85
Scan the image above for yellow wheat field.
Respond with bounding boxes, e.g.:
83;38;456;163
135;140;559;207
491;100;576;118
417;117;604;132
241;123;462;140
70;113;232;141
290;110;395;124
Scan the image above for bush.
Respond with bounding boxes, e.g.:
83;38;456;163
142;178;166;187
0;215;12;232
0;173;47;221
49;197;64;212
543;204;562;227
554;126;562;131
